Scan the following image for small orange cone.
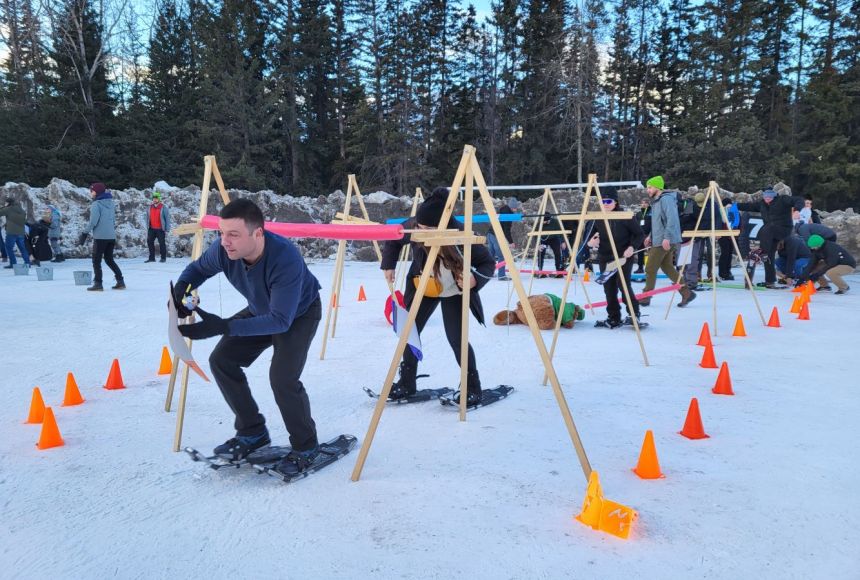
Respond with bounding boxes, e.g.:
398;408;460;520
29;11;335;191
584;270;591;282
767;306;781;328
26;387;46;424
575;471;637;540
696;322;712;347
712;362;734;395
699;343;718;369
807;280;817;295
798;301;810;320
104;359;126;390
732;314;747;337
789;295;801;314
36;407;64;450
357;285;367;302
679;398;710;439
791;284;803;293
62;373;85;406
331;293;338;308
632;430;664;479
158;347;172;375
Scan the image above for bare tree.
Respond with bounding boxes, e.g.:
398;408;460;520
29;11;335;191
42;0;129;137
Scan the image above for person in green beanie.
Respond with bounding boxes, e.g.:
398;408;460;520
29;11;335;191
799;234;855;294
640;176;695;307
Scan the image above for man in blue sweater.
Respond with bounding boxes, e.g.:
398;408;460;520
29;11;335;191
174;199;323;475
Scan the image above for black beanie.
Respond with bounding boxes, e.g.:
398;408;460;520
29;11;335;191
602;190;618;202
416;188;449;227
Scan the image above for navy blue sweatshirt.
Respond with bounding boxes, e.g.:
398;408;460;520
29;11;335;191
179;231;321;336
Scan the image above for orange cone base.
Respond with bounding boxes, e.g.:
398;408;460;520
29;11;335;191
575;471;637;540
36;407;64;450
798;303;810;320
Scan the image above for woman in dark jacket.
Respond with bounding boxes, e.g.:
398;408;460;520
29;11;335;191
26;215;54;265
587;191;645;328
380;188;496;406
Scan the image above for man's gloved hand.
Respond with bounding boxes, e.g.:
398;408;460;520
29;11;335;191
178;308;229;341
170;280;194;318
77;232;89;246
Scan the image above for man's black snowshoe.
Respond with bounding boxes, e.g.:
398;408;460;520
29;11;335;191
214;431;271;461
256;435;357;483
623;316;648;329
440;385;514;410
595;318;623;329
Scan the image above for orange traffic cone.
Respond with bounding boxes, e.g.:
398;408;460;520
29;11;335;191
767;306;781;328
806;280;817;295
357;285;367;302
331;293;338;308
62;373;85;406
798;302;810;320
584;270;591;282
699;343;718;369
158;347;172;375
26;387;46;424
789;295;801;314
732;314;747;337
104;359;126;390
632;430;664;479
36;407;64;450
791;284;803;293
712;362;734;395
696;322;712;347
679;398;710;439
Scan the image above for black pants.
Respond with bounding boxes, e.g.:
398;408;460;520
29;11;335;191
402;295;477;371
209;298;322;450
758;224;792;284
599;258;638;321
718;236;734;278
147;228;167;260
539;237;564;272
92;239;123;283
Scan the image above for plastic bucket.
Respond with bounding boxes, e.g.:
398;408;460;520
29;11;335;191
13;264;29;276
36;266;54;281
73;270;92;286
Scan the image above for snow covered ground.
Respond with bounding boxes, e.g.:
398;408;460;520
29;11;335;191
2;258;858;579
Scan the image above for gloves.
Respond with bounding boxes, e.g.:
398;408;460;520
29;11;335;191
178;307;229;340
170;280;195;318
77;232;89;245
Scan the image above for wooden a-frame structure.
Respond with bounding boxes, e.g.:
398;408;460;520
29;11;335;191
351;145;593;483
319;174;396;359
662;181;766;333
544;174;650;373
165;155;231;452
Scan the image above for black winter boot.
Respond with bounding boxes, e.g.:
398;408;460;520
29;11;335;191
112;278;126;290
388;361;418;400
454;370;483;407
87;282;104;291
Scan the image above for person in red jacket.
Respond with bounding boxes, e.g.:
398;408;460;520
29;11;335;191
146;191;171;263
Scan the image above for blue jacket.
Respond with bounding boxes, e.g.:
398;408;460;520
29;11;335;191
179;231;321;337
88;192;117;240
47;205;62;238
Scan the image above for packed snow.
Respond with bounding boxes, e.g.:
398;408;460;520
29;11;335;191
2;257;858;579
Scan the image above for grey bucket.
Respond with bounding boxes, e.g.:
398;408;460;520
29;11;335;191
73;270;92;286
36;266;54;281
13;264;29;276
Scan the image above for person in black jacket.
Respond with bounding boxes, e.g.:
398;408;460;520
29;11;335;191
485;196;520;280
735;188;804;287
26;215;54;266
538;213;566;278
775;235;811;285
381;188;496;406
635;198;651;274
799;235;855;294
586;191;645;328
